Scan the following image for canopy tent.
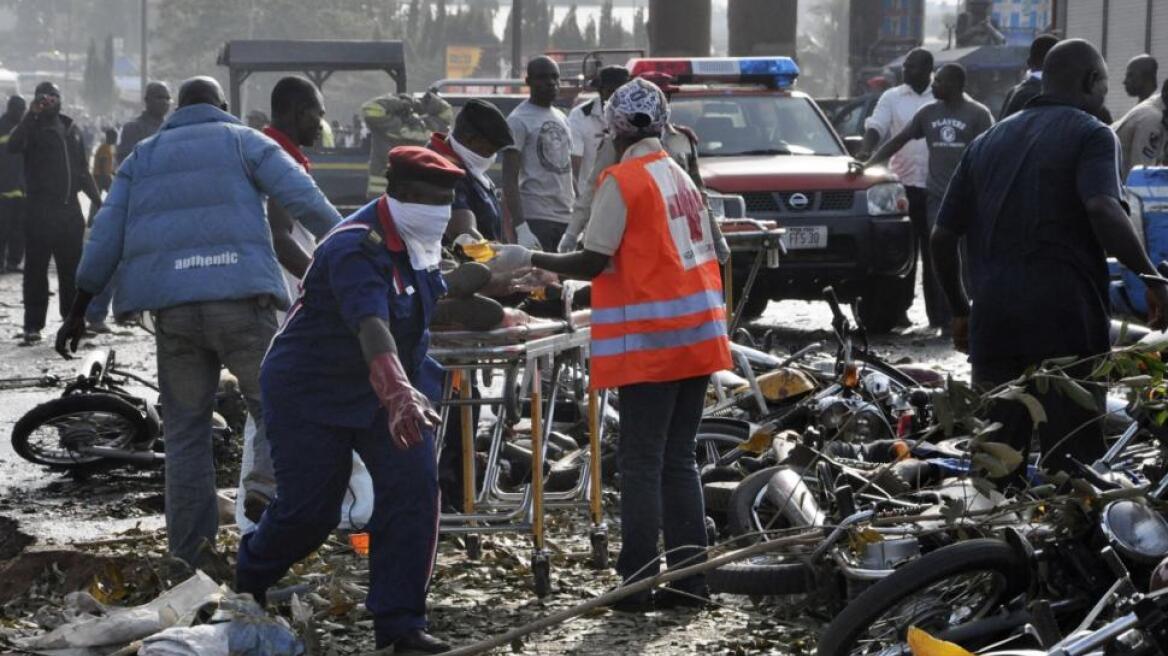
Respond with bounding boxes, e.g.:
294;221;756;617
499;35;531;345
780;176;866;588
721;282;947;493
217;40;407;117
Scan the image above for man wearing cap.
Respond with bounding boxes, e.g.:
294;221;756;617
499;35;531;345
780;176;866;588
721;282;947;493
428;98;513;241
493;78;731;611
235;146;461;654
568;65;630;188
56;76;341;571
8;82;103;345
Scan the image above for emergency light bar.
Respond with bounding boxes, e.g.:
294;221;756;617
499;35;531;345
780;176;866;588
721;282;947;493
628;56;800;89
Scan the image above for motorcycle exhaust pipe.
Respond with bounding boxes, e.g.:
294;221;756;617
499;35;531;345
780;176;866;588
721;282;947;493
77;445;164;463
765;468;826;528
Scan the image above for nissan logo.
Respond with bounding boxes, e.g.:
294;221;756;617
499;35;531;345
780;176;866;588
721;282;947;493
788;193;810;210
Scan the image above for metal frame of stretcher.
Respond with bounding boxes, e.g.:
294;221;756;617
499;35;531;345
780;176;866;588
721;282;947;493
429;314;608;596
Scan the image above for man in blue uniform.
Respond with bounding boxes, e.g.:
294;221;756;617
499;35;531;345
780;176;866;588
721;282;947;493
427;98;512;242
235;146;461;654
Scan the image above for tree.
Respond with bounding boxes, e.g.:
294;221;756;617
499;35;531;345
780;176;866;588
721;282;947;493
100;34;116;113
550;5;585;51
583;15;597;50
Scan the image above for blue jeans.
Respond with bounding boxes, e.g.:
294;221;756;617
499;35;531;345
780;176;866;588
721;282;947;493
616;375;710;593
154;297;276;566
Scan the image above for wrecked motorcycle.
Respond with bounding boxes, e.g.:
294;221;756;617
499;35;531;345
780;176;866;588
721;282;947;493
11;349;246;471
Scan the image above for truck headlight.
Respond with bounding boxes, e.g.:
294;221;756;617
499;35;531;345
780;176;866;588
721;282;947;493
866;182;909;216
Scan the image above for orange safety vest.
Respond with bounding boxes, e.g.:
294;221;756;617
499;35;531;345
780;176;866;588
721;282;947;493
590;148;732;390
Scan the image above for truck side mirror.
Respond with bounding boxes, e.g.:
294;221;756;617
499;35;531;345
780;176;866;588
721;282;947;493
844;136;864;158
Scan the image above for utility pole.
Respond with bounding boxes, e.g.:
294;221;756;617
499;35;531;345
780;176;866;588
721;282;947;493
140;0;148;101
510;0;522;78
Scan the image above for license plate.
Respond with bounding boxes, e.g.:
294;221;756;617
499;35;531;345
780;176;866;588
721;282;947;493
782;226;827;250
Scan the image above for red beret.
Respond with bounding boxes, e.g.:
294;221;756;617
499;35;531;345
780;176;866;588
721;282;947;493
386;146;465;188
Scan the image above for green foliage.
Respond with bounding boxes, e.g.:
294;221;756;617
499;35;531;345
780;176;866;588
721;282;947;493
930;343;1168;496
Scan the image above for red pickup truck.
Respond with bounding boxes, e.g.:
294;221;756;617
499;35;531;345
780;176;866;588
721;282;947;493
628;57;914;332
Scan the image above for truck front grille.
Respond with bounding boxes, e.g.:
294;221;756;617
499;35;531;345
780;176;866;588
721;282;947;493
739;190;857;215
743;192;781;213
820;191;856;211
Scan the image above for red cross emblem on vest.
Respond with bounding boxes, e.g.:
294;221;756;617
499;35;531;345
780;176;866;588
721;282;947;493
664;166;705;241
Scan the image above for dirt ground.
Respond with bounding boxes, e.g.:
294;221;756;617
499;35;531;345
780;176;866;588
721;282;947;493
0;262;968;655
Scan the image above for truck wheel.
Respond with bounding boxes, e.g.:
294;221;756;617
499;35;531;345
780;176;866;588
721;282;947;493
857;277;904;334
730;284;771;322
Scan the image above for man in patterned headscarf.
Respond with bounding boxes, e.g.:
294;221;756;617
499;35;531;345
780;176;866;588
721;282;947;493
488;79;731;612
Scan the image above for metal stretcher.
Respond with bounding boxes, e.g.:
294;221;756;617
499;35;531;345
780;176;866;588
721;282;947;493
429;308;607;596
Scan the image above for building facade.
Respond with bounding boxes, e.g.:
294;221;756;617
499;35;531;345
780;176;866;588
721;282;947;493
1058;0;1167;119
992;0;1053;45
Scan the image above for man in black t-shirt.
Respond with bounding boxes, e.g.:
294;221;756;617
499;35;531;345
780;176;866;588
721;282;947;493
864;64;994;330
933;39;1168;476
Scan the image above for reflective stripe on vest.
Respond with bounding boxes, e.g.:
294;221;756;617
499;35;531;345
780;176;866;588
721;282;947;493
589;148;731;390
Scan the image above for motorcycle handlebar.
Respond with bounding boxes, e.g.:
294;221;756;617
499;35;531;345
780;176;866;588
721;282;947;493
823;286;844;322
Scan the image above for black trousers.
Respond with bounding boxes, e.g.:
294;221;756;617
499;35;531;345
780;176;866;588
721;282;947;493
527;219;567;252
0;196;24;268
616;375;710;593
23;199;84;332
900;186;950;326
973;358;1106;480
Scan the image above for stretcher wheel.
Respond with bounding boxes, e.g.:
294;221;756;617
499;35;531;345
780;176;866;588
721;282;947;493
532;551;551;597
465;534;482;560
590;530;608;570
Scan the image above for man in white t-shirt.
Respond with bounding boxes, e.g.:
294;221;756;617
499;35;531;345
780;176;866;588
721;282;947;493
1113;77;1167;180
568;65;630;188
502;56;575;251
860;48;935;330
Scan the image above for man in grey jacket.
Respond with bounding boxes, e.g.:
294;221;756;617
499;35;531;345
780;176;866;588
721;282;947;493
56;77;342;569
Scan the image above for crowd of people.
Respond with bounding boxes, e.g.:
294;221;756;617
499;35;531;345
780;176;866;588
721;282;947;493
0;32;1161;653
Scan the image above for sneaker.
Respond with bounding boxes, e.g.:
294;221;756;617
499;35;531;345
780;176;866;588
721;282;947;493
609;589;656;613
86;321;112;335
387;629;451;654
656;586;713;610
18;331;40;346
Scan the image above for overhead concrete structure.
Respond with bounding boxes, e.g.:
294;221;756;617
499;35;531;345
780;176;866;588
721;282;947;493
729;0;798;57
648;0;711;57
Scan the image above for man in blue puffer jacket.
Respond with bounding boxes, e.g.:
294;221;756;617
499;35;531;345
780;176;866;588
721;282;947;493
55;77;342;569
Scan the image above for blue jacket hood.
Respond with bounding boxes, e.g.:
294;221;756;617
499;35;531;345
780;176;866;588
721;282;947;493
162;104;241;130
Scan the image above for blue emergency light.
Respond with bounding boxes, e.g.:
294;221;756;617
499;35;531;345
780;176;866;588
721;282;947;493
738;57;801;88
628;56;800;89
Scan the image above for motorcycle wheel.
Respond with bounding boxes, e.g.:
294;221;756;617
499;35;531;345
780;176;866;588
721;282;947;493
695;420;749;471
708;465;818;596
816;539;1029;656
12;394;150;469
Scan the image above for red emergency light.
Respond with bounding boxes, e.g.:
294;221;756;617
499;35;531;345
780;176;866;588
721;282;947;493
628;57;800;89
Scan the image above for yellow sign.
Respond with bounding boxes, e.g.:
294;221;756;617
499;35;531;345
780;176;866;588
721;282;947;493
446;45;483;79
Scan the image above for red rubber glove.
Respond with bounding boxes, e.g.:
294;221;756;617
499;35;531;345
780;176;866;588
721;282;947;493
368;353;441;450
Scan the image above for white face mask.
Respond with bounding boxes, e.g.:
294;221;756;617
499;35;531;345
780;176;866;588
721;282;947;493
449;136;495;183
387;197;451;271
